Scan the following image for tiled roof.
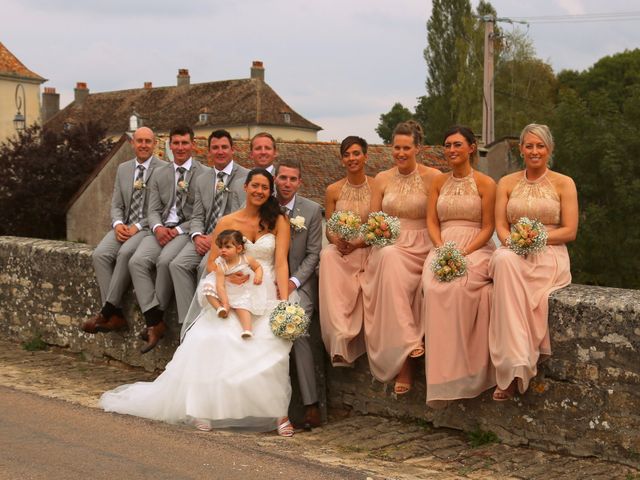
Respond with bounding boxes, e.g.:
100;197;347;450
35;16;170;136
154;136;448;207
0;42;45;82
44;78;321;135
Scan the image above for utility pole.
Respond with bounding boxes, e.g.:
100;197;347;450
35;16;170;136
482;15;495;146
477;15;528;146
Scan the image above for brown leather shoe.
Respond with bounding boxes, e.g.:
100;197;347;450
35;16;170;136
95;313;128;332
138;328;149;342
81;313;108;334
140;322;166;354
302;403;322;431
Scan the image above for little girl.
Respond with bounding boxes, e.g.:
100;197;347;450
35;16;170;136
201;230;264;339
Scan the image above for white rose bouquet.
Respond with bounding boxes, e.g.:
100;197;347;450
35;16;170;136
269;301;309;341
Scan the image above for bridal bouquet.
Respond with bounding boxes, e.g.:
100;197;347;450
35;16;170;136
269;301;309;341
362;211;400;247
326;210;362;241
430;242;467;282
507;217;548;256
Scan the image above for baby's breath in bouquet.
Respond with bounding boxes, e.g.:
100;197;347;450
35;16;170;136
362;211;400;247
430;241;467;282
507;217;548;256
269;301;309;341
327;210;362;241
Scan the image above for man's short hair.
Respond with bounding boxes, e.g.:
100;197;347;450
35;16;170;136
275;159;302;178
250;132;277;151
169;125;194;141
208;129;233;148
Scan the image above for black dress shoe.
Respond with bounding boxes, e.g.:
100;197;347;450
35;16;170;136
302;404;322;431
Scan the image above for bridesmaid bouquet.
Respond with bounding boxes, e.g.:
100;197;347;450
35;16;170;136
269;301;309;341
327;210;362;241
507;217;548;256
430;242;467;282
362;211;400;247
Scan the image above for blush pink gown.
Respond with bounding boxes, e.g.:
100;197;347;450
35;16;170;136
319;179;372;366
361;168;432;382
489;171;571;394
421;172;496;407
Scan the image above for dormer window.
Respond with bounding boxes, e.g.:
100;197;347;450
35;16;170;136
283;112;291;124
129;114;139;132
199;112;209;123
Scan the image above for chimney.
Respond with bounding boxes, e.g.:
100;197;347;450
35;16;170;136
74;82;89;104
177;69;190;87
250;61;265;81
41;87;60;122
144;81;152;89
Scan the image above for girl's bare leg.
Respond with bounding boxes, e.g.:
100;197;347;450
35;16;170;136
237;309;253;338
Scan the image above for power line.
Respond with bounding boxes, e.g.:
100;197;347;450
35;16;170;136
507;11;640;24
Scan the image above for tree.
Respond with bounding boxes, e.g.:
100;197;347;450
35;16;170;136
0;122;114;239
551;49;640;289
375;103;414;144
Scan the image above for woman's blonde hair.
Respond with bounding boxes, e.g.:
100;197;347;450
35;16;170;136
519;123;554;155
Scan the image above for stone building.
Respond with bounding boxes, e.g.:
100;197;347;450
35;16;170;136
44;61;321;142
0;42;46;143
66;136;446;245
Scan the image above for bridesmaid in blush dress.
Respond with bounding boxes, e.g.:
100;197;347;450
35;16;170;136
421;126;497;408
361;121;440;394
319;136;375;367
489;124;578;401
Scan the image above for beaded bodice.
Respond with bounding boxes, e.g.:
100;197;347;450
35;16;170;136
507;171;561;226
335;179;372;222
436;172;482;223
381;168;427;220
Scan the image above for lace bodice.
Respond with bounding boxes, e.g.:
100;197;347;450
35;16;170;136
437;172;482;223
507;171;561;226
245;234;276;268
335;179;372;222
381;168;428;220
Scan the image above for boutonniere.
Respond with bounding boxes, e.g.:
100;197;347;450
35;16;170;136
290;215;306;232
134;179;146;190
216;180;229;193
177;180;189;192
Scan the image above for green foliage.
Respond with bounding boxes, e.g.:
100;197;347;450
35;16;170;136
376;103;414;144
551;49;640;289
0;122;114;239
22;333;47;351
467;427;499;447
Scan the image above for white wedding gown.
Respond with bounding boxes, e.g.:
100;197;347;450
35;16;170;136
100;234;293;431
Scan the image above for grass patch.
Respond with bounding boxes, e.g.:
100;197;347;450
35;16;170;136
22;334;47;352
467;428;499;447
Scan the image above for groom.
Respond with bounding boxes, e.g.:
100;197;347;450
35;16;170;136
274;159;323;430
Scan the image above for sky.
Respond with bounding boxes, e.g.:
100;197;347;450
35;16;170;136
3;0;639;144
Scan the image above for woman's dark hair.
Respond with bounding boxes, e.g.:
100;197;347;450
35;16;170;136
340;136;368;156
442;125;479;166
393;120;423;146
215;229;245;249
245;168;282;231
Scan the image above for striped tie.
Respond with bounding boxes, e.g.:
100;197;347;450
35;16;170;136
205;171;226;234
128;164;145;224
175;166;187;222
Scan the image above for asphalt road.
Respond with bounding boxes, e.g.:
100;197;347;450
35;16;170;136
0;386;364;480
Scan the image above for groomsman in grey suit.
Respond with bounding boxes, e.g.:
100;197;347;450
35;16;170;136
249;131;278;174
274;159;323;430
170;129;249;324
128;126;210;352
83;127;164;334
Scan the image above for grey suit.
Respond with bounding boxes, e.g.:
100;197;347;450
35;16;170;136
170;161;249;323
287;195;323;406
92;156;165;307
129;160;210;313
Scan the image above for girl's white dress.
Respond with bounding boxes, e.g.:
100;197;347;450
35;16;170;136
202;254;268;314
100;233;292;431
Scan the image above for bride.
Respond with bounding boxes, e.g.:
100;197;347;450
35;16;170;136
100;168;295;436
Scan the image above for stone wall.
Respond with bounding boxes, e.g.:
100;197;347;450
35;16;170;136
1;236;638;468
